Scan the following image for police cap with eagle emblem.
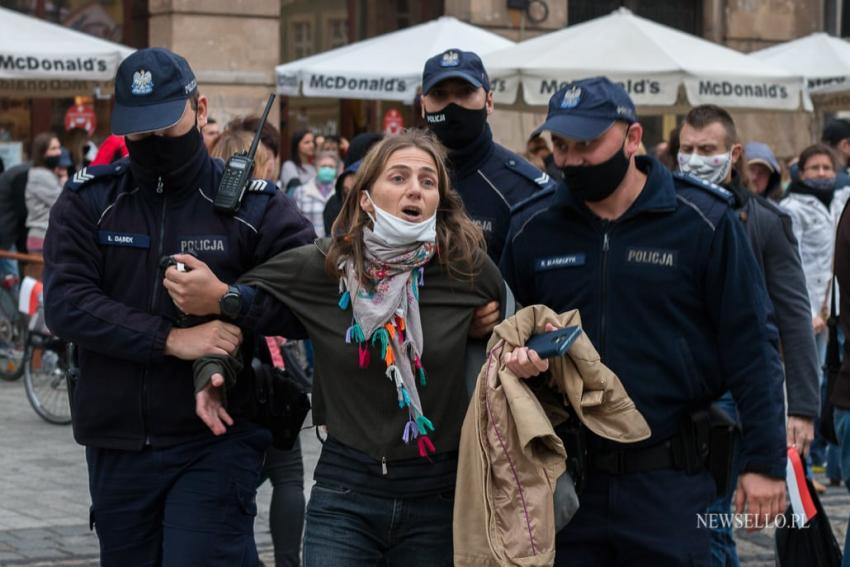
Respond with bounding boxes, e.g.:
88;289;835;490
533;76;637;142
421;48;491;95
111;48;199;136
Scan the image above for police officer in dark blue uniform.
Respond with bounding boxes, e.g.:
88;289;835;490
420;48;556;265
500;77;787;566
43;48;314;566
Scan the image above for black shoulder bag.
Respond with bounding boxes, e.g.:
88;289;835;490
250;340;312;451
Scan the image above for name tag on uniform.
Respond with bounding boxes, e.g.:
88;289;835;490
535;254;586;271
626;247;677;268
98;231;150;249
178;235;228;254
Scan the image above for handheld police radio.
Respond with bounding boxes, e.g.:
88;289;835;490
214;93;276;214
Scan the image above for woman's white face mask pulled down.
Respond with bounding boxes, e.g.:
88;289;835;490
359;147;440;246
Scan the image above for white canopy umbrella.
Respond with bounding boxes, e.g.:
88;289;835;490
0;6;134;97
483;8;806;111
276;16;515;103
751;32;850;96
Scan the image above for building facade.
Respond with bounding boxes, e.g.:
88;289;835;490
1;0;843;166
149;0;281;128
0;0;279;166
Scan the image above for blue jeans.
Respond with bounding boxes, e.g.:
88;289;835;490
833;408;850;567
302;482;454;567
707;393;742;567
86;424;270;567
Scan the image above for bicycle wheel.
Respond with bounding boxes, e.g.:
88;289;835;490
0;283;27;381
24;335;71;425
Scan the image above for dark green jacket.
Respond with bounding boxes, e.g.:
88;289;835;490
221;240;503;461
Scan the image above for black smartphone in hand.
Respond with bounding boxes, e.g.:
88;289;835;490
526;326;582;359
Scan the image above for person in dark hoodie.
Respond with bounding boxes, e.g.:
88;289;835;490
746;142;784;202
323;132;383;236
678;104;819;567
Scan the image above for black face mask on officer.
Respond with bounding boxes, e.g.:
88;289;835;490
425;103;488;151
562;127;632;203
126;115;202;177
43;155;62;170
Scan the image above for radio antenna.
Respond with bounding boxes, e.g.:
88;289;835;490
247;94;276;160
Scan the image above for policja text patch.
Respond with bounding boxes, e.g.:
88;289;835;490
178;235;227;254
625;247;677;268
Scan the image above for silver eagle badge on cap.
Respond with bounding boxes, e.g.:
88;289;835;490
560;86;581;109
440;50;460;67
131;70;154;95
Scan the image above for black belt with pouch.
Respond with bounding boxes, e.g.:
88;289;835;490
584;403;739;495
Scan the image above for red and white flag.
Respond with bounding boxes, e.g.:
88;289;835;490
786;447;817;525
18;276;42;316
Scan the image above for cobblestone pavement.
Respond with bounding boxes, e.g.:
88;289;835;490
1;378;847;565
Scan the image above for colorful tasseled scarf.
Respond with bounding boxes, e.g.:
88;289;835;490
338;228;438;458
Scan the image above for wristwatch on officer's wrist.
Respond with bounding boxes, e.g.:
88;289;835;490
219;285;242;319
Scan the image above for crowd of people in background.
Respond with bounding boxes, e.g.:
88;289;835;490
19;104;850;275
8;103;850;260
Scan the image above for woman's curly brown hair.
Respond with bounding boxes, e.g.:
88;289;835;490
325;129;485;285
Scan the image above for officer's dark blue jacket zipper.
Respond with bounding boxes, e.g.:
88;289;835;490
599;226;610;358
141;177;167;443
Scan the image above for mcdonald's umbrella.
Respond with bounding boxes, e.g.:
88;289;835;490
275;16;514;103
481;8;807;112
751;33;850;104
0;5;134;97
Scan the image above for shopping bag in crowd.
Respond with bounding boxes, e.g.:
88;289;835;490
775;448;842;567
